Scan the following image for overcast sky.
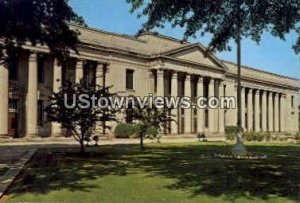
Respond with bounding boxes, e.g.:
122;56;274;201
70;0;300;79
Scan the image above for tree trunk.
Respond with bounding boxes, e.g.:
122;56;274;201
140;133;144;150
80;139;85;155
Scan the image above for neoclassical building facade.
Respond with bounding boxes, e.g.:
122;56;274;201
0;24;298;138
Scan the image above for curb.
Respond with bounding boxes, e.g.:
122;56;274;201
0;149;37;199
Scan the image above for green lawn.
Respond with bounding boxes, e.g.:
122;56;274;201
0;167;8;176
6;142;300;203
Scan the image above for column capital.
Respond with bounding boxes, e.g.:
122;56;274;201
268;92;273;97
157;69;164;76
29;52;37;62
248;88;253;94
198;75;204;82
171;72;178;79
255;89;260;95
209;78;214;84
185;74;191;81
241;86;245;93
76;60;83;68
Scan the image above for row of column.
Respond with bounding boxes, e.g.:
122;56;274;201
156;69;224;134
241;87;286;132
0;52;107;137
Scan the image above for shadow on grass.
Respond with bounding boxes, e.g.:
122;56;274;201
7;143;300;201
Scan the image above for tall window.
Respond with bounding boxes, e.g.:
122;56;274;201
84;61;97;85
291;96;294;108
126;69;134;90
38;100;44;126
38;56;45;83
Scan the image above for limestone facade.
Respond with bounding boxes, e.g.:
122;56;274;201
0;24;298;138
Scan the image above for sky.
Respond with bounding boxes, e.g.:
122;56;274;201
70;0;300;79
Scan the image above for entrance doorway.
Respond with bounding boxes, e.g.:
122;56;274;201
8;112;18;138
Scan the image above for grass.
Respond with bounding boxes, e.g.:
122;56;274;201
0;167;8;176
5;142;300;203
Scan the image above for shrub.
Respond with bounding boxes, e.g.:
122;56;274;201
243;132;265;142
225;126;238;141
256;133;264;142
225;126;239;135
114;123;136;138
146;126;161;143
145;126;159;139
264;132;271;142
294;132;300;140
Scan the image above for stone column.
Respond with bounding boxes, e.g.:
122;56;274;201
208;78;215;132
218;81;225;133
274;93;279;132
26;53;38;136
241;87;246;130
268;92;273;132
51;58;62;136
75;60;83;83
96;62;104;87
280;94;285;132
247;89;253;131
156;69;164;97
254;90;260;132
184;74;192;133
224;81;236;126
261;91;267;131
197;76;204;133
171;72;178;134
0;65;8;136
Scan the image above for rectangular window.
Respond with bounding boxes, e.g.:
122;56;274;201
126;69;134;90
38;100;44;126
84;61;97;85
38;56;45;84
291;96;294;108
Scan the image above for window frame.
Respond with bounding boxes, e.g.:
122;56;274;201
126;69;134;90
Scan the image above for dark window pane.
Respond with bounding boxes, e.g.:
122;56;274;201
126;69;134;90
38;56;45;83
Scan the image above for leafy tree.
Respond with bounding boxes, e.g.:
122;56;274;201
127;0;300;154
46;80;118;154
0;0;84;65
129;101;174;150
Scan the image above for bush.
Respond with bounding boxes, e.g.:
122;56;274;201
294;132;300;140
225;126;238;141
243;132;265;142
264;132;271;142
225;126;239;135
146;126;161;143
114;123;136;138
145;126;159;139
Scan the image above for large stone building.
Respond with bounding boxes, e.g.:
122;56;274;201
0;24;298;138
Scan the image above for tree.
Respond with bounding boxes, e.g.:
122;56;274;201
130;101;174;150
127;0;300;154
0;0;84;65
46;79;118;154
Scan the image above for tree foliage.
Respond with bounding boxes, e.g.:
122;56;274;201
0;0;85;65
127;0;300;54
129;100;174;150
46;80;118;154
